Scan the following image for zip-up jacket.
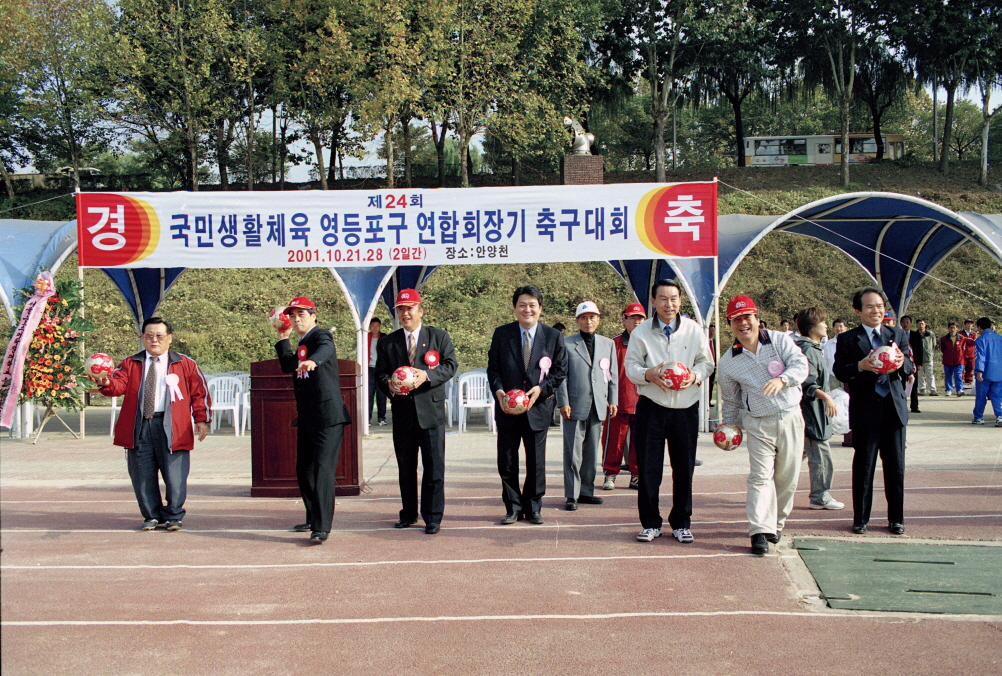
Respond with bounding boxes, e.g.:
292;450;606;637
624;314;714;410
718;329;809;424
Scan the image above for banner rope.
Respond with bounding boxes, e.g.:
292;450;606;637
716;180;1002;311
0;193;74;215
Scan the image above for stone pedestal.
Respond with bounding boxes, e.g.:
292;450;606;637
561;154;604;185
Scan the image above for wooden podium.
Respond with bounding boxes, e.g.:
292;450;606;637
249;358;363;497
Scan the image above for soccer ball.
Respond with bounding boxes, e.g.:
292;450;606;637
268;307;291;332
84;353;115;379
713;423;743;451
662;361;691;390
390;366;421;394
869;345;900;374
501;389;530;415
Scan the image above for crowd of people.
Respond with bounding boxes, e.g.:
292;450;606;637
88;284;1001;554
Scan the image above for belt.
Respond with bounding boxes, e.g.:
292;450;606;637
145;412;165;419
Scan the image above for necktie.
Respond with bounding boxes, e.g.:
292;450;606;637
407;333;416;366
663;323;673;340
142;356;157;419
523;330;531;370
872;329;890;397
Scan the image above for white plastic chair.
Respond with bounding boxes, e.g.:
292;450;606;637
229;372;251;433
207;376;243;435
457;369;495;434
445;377;455;428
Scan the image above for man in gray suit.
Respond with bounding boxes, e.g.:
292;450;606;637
557;301;618;510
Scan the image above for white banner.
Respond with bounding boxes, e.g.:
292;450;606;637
76;182;717;268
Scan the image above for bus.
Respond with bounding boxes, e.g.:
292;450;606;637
743;133;906;166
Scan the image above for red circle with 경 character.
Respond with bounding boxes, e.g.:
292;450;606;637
869;345;899;374
501;389;530;415
391;366;420;394
713;423;743;451
662;361;691;390
76;193;160;266
84;353;115;378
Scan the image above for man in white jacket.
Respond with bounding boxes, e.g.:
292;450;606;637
625;280;715;544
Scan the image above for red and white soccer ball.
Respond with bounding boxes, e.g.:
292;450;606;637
869;345;900;374
713;423;743;451
268;307;291;332
662;361;691;390
84;353;115;379
390;366;421;394
501;389;530;415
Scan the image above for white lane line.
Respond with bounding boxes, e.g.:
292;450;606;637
2;513;1000;535
1;552;752;570
2;484;998;504
3;609;996;627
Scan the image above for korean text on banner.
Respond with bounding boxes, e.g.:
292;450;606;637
76;182;717;269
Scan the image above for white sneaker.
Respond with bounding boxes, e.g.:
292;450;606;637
603;477;615;491
973;418;985;425
672;528;694;543
810;499;845;510
637;527;662;542
996;417;1002;428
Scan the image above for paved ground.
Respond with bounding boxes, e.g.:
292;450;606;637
2;393;1001;675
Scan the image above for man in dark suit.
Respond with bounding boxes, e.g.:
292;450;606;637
487;285;567;524
375;288;457;534
275;296;352;544
833;287;913;536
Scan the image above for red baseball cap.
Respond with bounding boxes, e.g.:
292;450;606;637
394;288;422;307
623;302;647;318
726;295;757;321
285;296;316;314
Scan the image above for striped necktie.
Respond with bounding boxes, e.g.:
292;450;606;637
522;330;531;370
407;333;416;366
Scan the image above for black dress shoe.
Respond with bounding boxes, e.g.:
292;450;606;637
889;523;905;535
577;495;603;505
527;512;544;524
309;531;328;543
394;518;417;529
750;533;769;556
425;523;441;534
500;513;518;525
911;409;921;413
564;499;578;511
765;531;781;544
852;523;867;534
292;523;311;532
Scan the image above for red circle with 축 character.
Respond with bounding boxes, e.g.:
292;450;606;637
636;183;717;257
76;193;160;266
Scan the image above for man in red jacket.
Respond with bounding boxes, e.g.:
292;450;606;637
91;317;211;531
601;302;645;490
961;318;977;386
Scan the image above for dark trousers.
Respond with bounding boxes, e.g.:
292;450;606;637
851;396;906;526
297;422;345;533
635;397;699;531
128;416;190;522
369;367;387;421
910;377;920;411
392;398;446;525
497;416;548;516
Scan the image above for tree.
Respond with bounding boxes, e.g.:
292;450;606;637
606;0;711;180
111;0;237;190
16;0;116;189
869;0;985;175
854;38;909;160
967;6;1002;186
696;0;777;167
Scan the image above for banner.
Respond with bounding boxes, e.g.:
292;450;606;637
76;182;717;269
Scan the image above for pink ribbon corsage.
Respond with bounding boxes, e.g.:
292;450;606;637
424;350;440;369
599;357;612;384
538;356;552;384
165;373;183;402
767;360;785;377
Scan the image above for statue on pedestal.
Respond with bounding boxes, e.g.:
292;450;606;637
563;117;595;155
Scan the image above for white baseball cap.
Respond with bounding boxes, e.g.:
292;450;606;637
575;301;601;318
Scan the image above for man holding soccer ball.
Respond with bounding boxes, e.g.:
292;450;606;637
374;289;457;535
624;280;714;545
717;295;808;556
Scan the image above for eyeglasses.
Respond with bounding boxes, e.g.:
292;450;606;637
143;333;169;341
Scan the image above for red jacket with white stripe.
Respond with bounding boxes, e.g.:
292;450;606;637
99;351;211;451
